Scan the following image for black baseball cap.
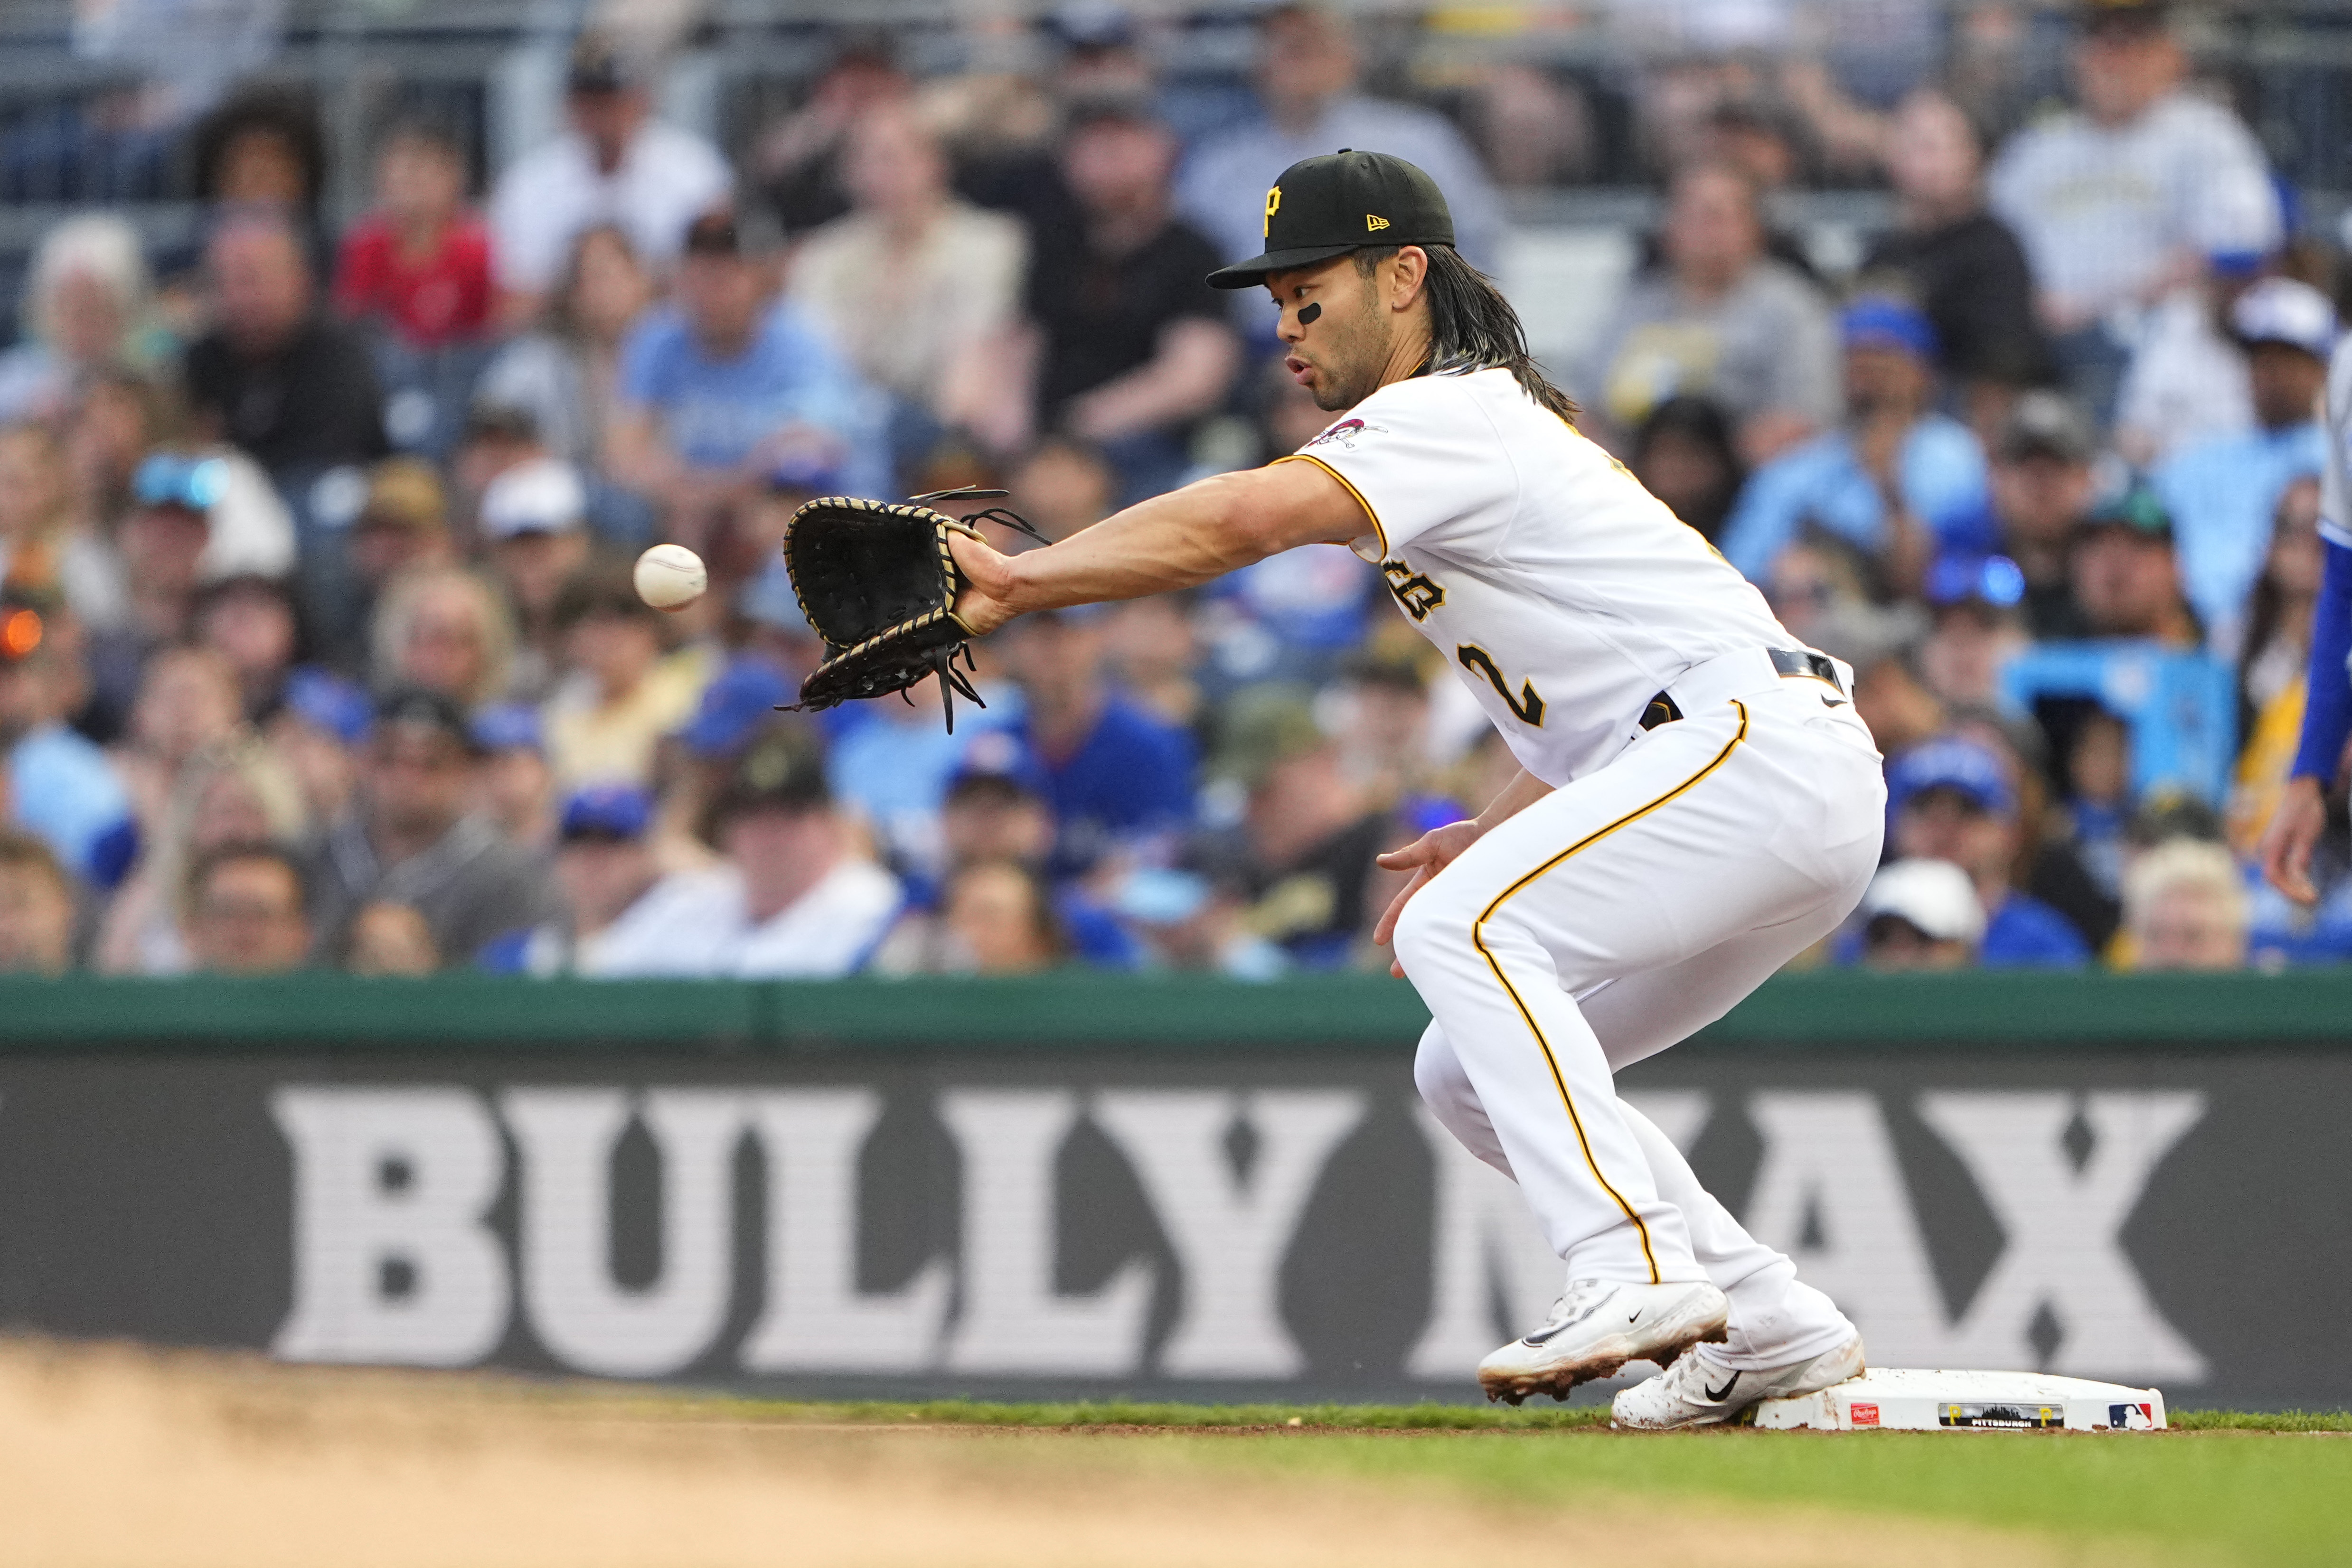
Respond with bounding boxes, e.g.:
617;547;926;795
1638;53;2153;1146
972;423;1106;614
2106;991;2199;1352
1206;149;1455;291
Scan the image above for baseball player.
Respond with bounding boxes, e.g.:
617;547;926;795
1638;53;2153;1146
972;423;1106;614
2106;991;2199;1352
2261;328;2352;902
948;150;1878;1426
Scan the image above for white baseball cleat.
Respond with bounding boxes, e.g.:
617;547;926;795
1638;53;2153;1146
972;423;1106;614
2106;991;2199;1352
1609;1332;1866;1429
1477;1279;1730;1405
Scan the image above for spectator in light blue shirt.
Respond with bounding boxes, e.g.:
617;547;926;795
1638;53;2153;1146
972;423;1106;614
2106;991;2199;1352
2153;276;2333;652
1719;295;1994;584
0;600;132;884
606;211;888;540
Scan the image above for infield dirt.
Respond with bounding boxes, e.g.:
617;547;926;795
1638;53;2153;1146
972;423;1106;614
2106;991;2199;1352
0;1340;2145;1568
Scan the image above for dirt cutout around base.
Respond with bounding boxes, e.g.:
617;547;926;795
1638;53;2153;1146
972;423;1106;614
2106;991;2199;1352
0;1342;2099;1568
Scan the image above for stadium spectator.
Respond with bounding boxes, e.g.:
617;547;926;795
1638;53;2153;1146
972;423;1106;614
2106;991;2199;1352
2121;836;2250;971
542;565;711;789
1025;102;1240;504
108;642;243;838
788;103;1025;466
2114;254;2262;466
0;829;74;975
0;423;126;635
472;703;556;853
1582;161;1837;461
2229;477;2324;855
1110;863;1287;980
1918;554;2030;713
1984;390;2101;638
2153;278;2333;650
1885;735;2091;967
606;211;887;546
1988;0;2282;422
308;687;556;966
1176;4;1501;273
0;597;131;883
824;676;984;877
1718;296;1993;587
344;899;439;975
1857;857;1986;971
368;563;516;714
2068;482;2199;646
183;210;389;480
488;31;731;322
266;666;368;827
1861;85;2050;417
94;733;307;974
996;606;1196;875
1207;687;1388;969
191;86;326;221
878;857;1064;976
477;456;593;701
0;215;166;425
334;118;492;351
489;781;668;976
593;727;902;977
1629;395;1745;545
193;573;299;723
474;228;655;476
184;840;311;974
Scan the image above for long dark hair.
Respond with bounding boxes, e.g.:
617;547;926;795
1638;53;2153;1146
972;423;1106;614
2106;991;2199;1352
1356;244;1579;422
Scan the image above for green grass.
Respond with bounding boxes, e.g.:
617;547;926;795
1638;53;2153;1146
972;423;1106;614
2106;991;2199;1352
652;1393;2345;1435
628;1396;2352;1565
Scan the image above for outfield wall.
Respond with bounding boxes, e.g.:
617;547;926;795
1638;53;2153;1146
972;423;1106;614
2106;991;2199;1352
0;971;2343;1408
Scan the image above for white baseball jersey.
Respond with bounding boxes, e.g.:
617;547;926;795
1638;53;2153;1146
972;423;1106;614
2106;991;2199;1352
1278;366;1796;785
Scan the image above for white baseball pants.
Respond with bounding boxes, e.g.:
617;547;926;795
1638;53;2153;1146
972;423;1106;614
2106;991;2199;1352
1392;652;1884;1368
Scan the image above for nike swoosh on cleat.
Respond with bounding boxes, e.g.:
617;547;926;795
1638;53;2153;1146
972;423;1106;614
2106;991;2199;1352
1705;1373;1740;1403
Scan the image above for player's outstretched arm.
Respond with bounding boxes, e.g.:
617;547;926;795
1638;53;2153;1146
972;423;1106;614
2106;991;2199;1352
948;459;1366;636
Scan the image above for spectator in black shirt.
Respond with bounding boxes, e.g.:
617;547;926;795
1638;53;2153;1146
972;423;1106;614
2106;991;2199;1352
184;211;388;485
1863;87;2051;429
1025;103;1240;505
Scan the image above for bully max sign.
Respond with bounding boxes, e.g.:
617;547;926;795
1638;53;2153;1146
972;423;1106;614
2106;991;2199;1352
0;1049;2331;1405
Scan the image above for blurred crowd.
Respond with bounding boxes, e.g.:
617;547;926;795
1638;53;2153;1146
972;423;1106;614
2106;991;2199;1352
0;0;2342;981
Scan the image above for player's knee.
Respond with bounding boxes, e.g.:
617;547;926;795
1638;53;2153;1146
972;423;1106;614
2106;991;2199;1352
1411;1023;1463;1107
1392;888;1470;977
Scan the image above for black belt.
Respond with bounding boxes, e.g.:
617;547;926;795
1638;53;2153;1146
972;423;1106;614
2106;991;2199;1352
1639;648;1844;732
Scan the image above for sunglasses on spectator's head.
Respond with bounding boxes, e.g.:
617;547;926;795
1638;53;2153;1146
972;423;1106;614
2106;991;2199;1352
134;454;229;512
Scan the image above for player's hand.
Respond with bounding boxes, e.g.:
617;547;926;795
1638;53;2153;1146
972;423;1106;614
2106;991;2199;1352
2260;775;2328;906
948;528;1021;637
1373;819;1487;977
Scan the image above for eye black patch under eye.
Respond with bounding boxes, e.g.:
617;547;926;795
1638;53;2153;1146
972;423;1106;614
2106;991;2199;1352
1297;302;1322;325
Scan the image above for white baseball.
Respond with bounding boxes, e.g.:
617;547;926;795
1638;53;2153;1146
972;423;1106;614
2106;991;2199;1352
634;543;708;611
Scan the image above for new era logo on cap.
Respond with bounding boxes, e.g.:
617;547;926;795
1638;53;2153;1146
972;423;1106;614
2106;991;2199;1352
1367;214;1389;231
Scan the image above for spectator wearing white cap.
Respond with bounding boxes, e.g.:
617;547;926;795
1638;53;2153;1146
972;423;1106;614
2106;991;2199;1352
1857;857;1986;971
479;455;593;702
2153;276;2334;657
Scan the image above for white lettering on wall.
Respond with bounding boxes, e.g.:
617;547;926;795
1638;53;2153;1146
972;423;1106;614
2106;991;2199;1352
939;1090;1152;1375
738;1089;950;1373
1095;1089;1364;1378
1743;1092;1954;1365
1405;1091;1708;1378
1919;1090;2207;1380
272;1087;508;1367
500;1089;746;1378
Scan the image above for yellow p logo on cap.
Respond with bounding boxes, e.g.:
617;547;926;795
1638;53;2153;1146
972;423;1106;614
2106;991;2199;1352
1366;214;1390;232
1264;186;1282;236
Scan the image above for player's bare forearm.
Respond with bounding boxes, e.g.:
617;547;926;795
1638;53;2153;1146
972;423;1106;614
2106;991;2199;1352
950;459;1365;635
1475;768;1556;831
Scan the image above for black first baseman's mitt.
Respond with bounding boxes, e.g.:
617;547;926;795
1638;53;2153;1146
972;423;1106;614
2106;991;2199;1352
781;487;1047;731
